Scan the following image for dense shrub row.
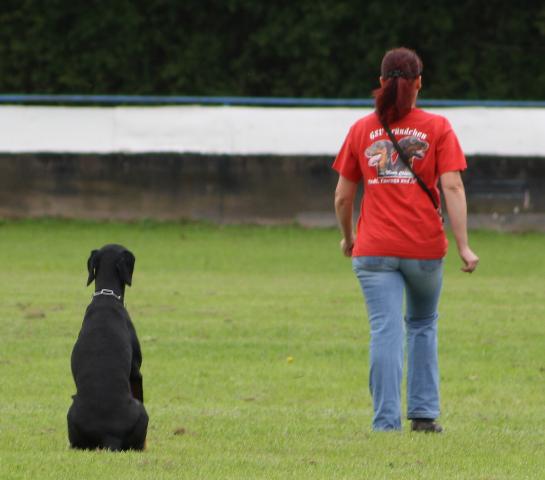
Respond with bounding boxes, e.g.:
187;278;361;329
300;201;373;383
0;0;543;99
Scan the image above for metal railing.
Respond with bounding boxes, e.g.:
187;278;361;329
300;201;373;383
0;94;544;108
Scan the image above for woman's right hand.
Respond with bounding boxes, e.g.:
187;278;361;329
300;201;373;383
340;236;355;257
459;246;479;273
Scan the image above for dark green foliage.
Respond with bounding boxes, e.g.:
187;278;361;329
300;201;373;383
0;0;543;99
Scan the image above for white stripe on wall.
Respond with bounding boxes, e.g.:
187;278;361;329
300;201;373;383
0;105;543;156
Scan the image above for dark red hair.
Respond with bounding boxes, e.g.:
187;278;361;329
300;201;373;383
373;47;423;126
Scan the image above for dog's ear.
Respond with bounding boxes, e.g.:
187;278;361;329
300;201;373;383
117;250;135;287
86;249;99;286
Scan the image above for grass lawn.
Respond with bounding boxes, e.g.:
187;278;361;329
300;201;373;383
0;220;544;479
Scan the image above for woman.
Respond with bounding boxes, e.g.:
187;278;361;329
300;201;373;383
333;47;479;432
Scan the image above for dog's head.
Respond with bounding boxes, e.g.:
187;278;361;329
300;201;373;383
86;244;135;287
398;136;429;159
365;140;394;168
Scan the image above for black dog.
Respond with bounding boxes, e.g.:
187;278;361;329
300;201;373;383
67;244;148;451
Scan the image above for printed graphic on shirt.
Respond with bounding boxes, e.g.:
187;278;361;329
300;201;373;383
365;136;429;183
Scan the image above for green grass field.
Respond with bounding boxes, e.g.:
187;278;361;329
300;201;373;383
1;220;544;479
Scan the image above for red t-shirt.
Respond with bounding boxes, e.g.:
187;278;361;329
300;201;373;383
332;108;466;259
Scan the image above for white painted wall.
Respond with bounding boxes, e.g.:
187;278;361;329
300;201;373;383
0;105;543;156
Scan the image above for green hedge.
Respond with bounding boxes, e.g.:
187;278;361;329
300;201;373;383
0;0;543;100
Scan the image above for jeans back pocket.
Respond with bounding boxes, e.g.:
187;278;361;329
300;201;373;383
418;259;443;272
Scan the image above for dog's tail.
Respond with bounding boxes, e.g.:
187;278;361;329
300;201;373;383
102;435;123;452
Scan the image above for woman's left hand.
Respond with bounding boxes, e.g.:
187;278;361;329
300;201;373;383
459;246;479;273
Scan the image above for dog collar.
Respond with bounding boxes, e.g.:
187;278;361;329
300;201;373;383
93;289;122;301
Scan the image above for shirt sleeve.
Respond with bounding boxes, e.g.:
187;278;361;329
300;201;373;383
332;126;363;183
436;118;467;175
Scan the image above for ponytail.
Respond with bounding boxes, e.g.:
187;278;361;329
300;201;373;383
373;48;422;125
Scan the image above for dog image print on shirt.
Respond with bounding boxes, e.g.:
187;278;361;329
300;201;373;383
365;136;429;179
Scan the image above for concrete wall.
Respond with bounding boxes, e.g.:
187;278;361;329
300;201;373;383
2;153;545;231
1;106;544;230
0;153;335;224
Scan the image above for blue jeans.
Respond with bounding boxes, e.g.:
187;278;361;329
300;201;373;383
352;256;443;431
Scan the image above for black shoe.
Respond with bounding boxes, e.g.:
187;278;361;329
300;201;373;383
411;419;443;433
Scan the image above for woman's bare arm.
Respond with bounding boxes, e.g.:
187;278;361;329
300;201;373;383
440;171;479;272
334;175;359;257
